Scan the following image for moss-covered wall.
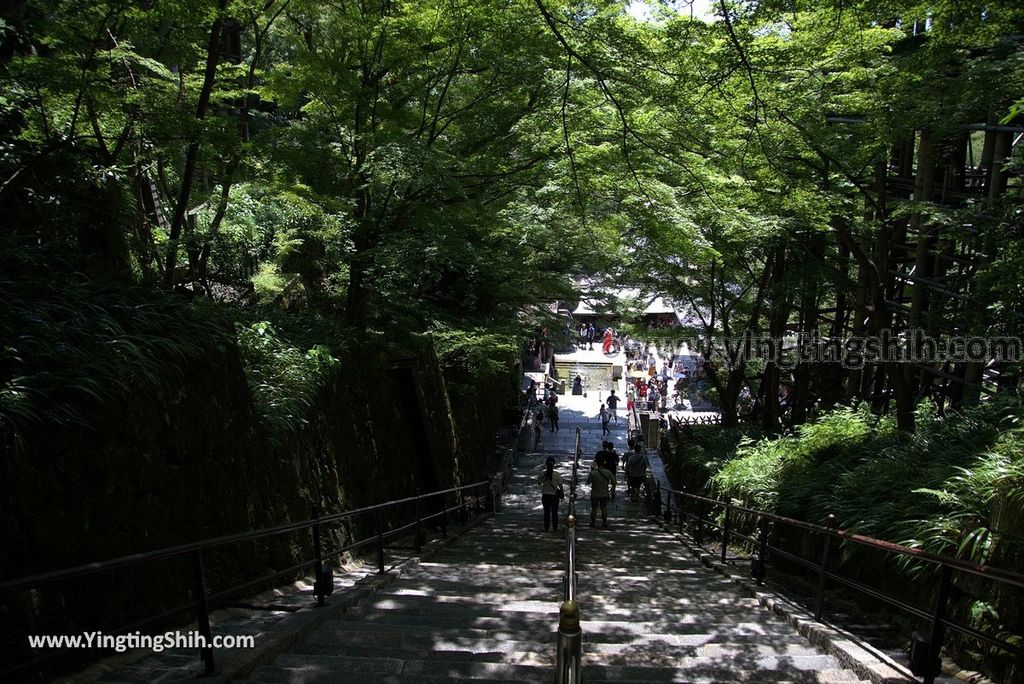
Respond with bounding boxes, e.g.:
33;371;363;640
446;358;520;482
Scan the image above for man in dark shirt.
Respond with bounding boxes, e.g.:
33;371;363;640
606;389;619;424
595;441;618;499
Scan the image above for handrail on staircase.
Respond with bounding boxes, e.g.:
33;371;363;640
630;400;644;442
555;426;583;684
492;400;536;509
646;481;1024;683
0;479;492;679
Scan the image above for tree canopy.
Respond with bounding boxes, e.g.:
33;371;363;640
2;0;1022;428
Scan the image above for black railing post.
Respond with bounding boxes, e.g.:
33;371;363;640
678;493;685;532
814;513;836;621
190;550;215;675
414;496;424;553
923;564;953;684
376;510;386;574
663;490;672;524
721;501;731;563
694;500;704;546
441;491;449;538
312;507;326;607
753;517;770;584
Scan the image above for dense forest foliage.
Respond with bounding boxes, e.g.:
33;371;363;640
3;0;1022;434
1;0;1022;676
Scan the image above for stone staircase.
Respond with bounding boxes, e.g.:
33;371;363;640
246;418;872;683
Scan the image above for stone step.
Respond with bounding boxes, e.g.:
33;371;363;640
356;591;776;622
360;581;770;610
314;616;823;646
356;585;770;610
253;654;551;681
249;668;529;684
283;641;552;666
258;651;856;681
240;470;875;684
579;663;871;683
315;618;558;642
373;584;739;605
249;660;869;684
331;609;807;641
332;610;553;632
295;628;839;666
352;596;557;618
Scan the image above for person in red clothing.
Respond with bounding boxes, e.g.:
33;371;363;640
602;327;614;354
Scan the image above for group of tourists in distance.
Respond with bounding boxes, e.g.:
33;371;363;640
536;435;649;532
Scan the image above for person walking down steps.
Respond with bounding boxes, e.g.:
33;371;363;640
596;441;618;500
538;457;564;532
587;458;614;528
599;402;610;436
625;444;649;503
607;389;619;424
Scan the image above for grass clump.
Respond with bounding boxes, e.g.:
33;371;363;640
236;321;340;442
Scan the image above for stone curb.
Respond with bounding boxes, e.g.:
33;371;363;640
656;521;918;684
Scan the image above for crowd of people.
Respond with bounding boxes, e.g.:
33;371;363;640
537;436;650;530
576;322;629;355
524;333;717;532
624;345;707;413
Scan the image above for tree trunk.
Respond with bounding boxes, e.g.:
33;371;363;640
792;232;824;424
908;129;936;330
163;0;229;288
762;245;791;432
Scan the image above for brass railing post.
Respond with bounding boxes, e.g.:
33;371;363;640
555;600;582;684
555;431;583;683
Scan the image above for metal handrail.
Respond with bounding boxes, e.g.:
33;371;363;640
488;401;534;514
649;482;1024;681
556;426;583;684
1;479;492;678
631;401;641;436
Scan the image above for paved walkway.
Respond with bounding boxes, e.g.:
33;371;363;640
78;403;897;683
243;411;871;682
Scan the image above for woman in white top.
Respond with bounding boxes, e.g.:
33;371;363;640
537;457;564;532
